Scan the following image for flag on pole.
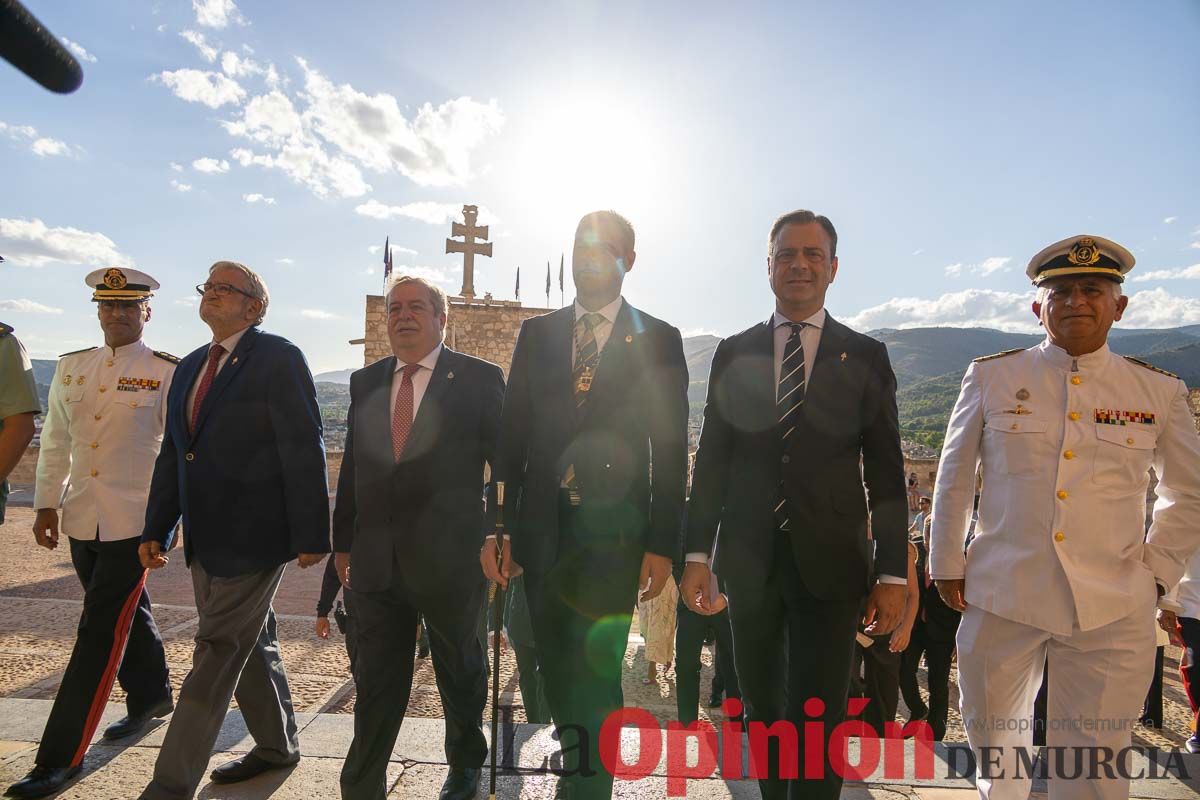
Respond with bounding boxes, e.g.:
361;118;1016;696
383;236;392;280
515;266;520;301
558;254;564;306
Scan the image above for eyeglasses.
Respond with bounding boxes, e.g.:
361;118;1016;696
195;281;256;299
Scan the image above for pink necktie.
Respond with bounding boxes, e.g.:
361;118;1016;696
391;363;421;461
190;344;225;434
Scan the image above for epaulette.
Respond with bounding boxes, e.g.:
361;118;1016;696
0;322;12;337
59;346;98;357
153;350;181;364
973;348;1025;363
1124;356;1178;379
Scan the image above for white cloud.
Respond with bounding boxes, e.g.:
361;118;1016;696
0;121;75;158
192;156;230;173
1130;263;1200;282
394;245;417;256
1163;216;1178;224
60;37;97;63
221;51;265;79
242;193;276;205
363;266;376;276
156;24;167;33
300;309;338;320
275;257;294;264
1120;289;1200;327
169;161;184;172
911;249;924;256
174;296;199;308
945;256;1011;278
1190;241;1200;250
0;298;63;314
154;68;246;108
844;289;1038;333
170;179;192;192
354;199;498;226
393;265;454;287
192;0;247;29
367;245;381;254
179;29;218;62
0;217;132;268
681;328;719;338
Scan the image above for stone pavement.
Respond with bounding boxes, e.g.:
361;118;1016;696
2;503;1197;798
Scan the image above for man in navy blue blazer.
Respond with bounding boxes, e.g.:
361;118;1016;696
137;261;330;800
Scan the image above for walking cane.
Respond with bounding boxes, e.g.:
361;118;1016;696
489;481;506;800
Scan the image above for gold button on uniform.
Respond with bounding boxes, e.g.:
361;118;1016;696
106;360;114;367
99;386;107;393
90;469;98;477
1054;531;1065;542
1069;411;1080;421
90;442;98;449
93;414;102;420
1126;437;1135;445
1057;490;1068;500
1070;376;1081;385
185;453;195;462
1064;450;1075;460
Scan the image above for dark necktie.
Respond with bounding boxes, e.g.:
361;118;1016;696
391;363;421;462
190;344;225;434
573;312;602;409
775;323;806;532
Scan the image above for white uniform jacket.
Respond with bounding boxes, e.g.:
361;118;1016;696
930;339;1200;635
34;341;176;541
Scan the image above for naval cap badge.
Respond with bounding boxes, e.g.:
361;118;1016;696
102;267;128;289
1066;237;1100;267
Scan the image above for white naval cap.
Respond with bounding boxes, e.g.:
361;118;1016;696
1026;235;1135;285
84;267;160;301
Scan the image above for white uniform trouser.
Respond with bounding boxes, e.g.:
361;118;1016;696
956;602;1156;800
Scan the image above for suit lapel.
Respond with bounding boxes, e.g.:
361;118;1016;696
363;356;396;465
793;314;848;432
751;316;776;422
402;347;457;462
579;302;636;423
172;348;206;443
189;327;257;444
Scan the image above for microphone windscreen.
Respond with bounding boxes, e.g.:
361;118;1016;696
0;0;83;94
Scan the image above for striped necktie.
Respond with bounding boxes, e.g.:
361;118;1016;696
775;323;806;532
573;312;602;409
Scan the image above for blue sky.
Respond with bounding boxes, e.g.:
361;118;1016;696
4;0;1199;372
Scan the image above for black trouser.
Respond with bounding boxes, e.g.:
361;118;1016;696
675;603;739;724
513;641;550;724
524;497;643;800
38;535;170;767
898;621;955;740
858;632;901;735
729;534;862;800
340;569;488;800
1141;645;1165;728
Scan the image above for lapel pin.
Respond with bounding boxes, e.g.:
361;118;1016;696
625;335;633;343
840;352;848;361
447;371;455;380
1016;388;1030;401
232;356;239;364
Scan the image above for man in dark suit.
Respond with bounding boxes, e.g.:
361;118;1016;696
680;210;908;800
137;261;329;800
333;275;504;800
482;210;689;800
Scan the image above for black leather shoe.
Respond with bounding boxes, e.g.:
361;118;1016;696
103;696;174;740
5;766;82;798
438;766;481;800
210;753;298;784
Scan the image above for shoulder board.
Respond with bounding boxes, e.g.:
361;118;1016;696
973;347;1025;363
153;350;181;364
1123;356;1178;379
0;322;12;337
59;346;98;358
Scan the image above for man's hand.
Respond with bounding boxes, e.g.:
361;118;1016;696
1157;609;1184;647
315;616;330;639
480;536;522;589
334;552;351;588
889;624;912;653
679;561;726;615
297;553;325;569
863;582;906;635
32;508;60;550
638;552;672;603
934;578;967;612
138;541;169;570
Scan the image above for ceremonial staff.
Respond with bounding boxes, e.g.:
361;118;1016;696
488;480;506;799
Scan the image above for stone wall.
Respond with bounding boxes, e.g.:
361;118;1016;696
362;294;553;374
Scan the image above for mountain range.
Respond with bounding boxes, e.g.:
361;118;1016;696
29;323;1199;453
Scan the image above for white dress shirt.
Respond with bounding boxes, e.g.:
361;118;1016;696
573;295;624;364
687;306;904;585
389;343;443;420
186;326;251;424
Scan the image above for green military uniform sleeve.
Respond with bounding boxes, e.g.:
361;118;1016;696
0;332;41;422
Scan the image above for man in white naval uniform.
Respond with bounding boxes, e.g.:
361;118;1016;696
6;268;177;800
930;235;1200;800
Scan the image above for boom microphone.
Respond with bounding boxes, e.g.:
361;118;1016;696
0;0;83;93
